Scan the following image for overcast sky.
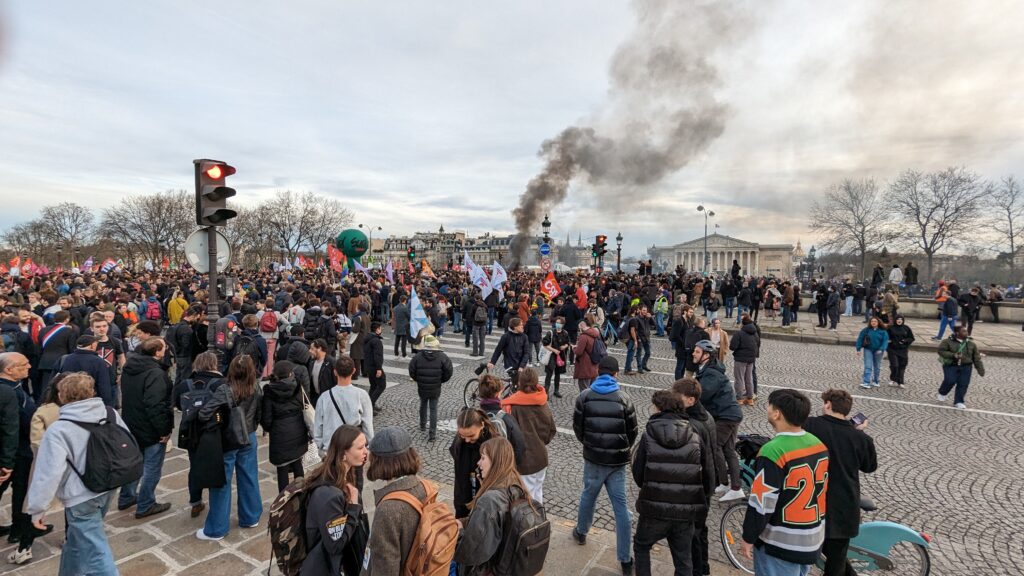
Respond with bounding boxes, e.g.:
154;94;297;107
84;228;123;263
1;1;1022;257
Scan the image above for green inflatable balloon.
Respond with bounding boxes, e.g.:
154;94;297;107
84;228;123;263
335;229;369;264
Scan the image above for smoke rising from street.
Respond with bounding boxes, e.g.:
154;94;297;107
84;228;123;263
509;0;750;265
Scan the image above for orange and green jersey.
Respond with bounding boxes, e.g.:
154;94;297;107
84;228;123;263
742;431;829;565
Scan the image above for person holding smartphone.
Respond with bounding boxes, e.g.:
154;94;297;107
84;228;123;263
803;389;878;576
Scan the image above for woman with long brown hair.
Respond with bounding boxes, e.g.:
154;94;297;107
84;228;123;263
301;424;369;576
196;355;263;541
450;407;499;519
454;437;545;574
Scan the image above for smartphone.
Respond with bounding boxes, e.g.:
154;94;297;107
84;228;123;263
851;412;867;426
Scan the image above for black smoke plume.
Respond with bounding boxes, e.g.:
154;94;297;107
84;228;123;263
509;0;747;265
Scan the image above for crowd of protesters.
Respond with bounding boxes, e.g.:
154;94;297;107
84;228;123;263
0;255;1001;574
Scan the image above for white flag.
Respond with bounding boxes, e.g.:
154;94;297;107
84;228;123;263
469;263;493;300
491;261;508;298
463;250;476;272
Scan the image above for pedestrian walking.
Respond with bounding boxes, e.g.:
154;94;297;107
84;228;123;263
362;321;387;414
540;317;570;397
631;390;707;576
572;356;638;575
391;295;410;357
886;315;915;388
730;317;759;404
408;335;453;441
855;317;889;389
262;361;311;492
936;325;985;409
694;340;745;502
170;351;225;518
500;368;555;503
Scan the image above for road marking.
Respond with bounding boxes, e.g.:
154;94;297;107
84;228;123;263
437;418;575;437
756;384;1024;420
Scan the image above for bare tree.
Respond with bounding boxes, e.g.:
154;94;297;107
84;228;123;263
991;176;1024;279
887;167;989;282
2;221;51;260
99;192;175;265
303;193;354;259
258;190;353;261
158;190;196;263
39;202;95;251
809;178;891;280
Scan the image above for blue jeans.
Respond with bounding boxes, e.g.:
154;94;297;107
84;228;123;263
754;545;811;576
939;364;974;404
486;306;495;334
436;317;447;338
625;340;637;371
863;302;872;323
119;441;167;513
725;297;736;318
654;312;666;336
861;350;883;385
844;296;854;316
62;493;117;575
936;314;957;339
781;305;792;326
576;462;632;564
453;311;462;332
638;340;651;371
674;357;685;380
735;305;747;324
204;432;263;538
852;299;863;315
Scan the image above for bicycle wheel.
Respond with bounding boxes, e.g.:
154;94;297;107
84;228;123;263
848;541;931;576
463;378;480;408
720;502;754;574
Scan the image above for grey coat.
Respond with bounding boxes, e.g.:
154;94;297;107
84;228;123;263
392;303;411;336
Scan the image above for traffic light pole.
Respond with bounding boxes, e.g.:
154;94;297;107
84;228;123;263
206;225;221;353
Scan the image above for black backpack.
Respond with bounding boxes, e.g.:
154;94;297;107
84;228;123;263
589;334;607;365
177;378;213;450
62;407;143;493
235;333;261;367
493;486;550;576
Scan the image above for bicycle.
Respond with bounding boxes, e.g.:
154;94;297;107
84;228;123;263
720;435;932;575
462;363;518;408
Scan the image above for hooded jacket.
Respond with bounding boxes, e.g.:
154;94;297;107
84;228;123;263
26;397;131;519
683;402;718;502
729;323;760;364
697;359;742;423
121;354;174;447
408;349;454;399
573;374;638;466
286;340;313;398
572;327;601;380
261;375;309;465
631;411;706;520
887;318;915;351
362;331;385;374
501;387;556;475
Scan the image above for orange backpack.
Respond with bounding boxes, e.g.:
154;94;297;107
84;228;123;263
380;479;459;576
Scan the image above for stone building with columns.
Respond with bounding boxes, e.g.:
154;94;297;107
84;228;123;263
647;233;796;278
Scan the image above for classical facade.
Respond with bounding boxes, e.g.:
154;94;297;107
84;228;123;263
647;233;796;278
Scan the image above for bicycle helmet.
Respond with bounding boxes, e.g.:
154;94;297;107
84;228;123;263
694;339;718;354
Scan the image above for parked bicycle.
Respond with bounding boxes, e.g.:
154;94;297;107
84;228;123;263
720;434;932;575
462;363;518;408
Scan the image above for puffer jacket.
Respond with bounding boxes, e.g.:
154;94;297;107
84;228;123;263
631;411;706;520
120;354;174;448
286;340;313;398
697;360;742;423
261;375;309;466
408;349;454;399
572;375;638;466
683;402;718;502
729;323;760;364
501;388;556;475
887;320;916;351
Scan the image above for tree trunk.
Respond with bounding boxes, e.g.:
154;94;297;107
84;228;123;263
926;252;935;284
859;251;867;282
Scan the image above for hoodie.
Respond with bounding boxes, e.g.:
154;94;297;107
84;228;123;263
26;397;130;520
697;360;742;423
631;411;705;520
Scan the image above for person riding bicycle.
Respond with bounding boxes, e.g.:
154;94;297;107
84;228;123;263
487;317;529;386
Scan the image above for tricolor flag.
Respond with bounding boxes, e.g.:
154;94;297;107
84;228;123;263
409;287;430;338
540;271;561;301
83;256;94;270
385;259;394;284
100;258;117;273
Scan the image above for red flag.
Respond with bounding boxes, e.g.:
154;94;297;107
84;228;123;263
0;264;8;274
408;261;416;275
328;245;343;272
8;256;20;268
540;272;561;301
161;257;170;269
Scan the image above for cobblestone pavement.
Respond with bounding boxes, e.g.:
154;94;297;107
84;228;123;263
2;326;1021;574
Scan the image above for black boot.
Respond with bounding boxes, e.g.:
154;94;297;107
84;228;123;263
6;513;26;544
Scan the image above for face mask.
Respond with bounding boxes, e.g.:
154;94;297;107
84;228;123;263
555;323;563;330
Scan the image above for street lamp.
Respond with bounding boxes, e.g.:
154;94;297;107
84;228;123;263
74;248;81;269
697;205;715;275
616;232;623;272
359;223;383;265
57;247;63;269
541;214;552;245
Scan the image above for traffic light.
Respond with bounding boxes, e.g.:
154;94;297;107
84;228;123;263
596;234;608;258
407;246;416;260
194;159;237;226
591;243;599;259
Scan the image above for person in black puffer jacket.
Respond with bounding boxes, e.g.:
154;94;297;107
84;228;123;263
285;338;313;398
262;361;310;491
693;340;744;503
632;390;707;576
729;319;760;404
672;377;719;576
572;356;638;572
886;315;915;388
408;336;453;441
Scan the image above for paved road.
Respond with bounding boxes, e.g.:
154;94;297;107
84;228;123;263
3;326;1021;574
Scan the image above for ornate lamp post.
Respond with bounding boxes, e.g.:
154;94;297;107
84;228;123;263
359;223;383;265
697;205;715;275
616;232;623;272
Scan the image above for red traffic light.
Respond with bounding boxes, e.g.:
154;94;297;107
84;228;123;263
205;164;236;180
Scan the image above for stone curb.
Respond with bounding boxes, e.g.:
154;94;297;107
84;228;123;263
759;329;1024;359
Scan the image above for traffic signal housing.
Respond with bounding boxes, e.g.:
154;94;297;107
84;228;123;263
407;246;416;261
596;234;608;258
194;159;238;226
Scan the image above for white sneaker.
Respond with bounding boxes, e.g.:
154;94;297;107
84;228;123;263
888;381;898;387
7;548;31;565
719;489;746;502
936;393;948;402
860;383;872;389
714;484;729;496
195;528;223;541
954;403;967;410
